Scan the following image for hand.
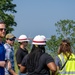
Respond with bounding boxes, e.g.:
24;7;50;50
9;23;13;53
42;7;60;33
7;61;11;70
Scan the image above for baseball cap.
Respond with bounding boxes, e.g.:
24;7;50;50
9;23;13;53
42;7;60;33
6;33;16;39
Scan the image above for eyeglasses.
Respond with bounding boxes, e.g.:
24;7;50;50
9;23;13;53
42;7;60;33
0;28;6;31
8;38;15;41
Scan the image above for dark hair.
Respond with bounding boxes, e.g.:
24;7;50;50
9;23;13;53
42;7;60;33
58;40;72;56
27;45;45;72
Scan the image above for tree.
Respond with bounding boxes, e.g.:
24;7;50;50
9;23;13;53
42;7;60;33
55;19;75;53
0;0;17;34
46;35;62;57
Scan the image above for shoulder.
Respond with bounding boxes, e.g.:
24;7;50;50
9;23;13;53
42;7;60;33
40;53;54;64
41;53;53;58
4;43;10;49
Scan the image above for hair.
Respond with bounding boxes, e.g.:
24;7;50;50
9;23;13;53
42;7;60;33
27;45;45;72
58;39;72;57
0;21;5;24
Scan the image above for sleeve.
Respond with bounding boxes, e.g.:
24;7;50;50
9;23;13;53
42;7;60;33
21;55;28;66
45;53;55;64
4;44;10;60
16;50;22;64
55;56;62;69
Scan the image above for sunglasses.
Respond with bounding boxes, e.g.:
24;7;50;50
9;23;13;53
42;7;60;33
0;28;6;31
8;38;15;41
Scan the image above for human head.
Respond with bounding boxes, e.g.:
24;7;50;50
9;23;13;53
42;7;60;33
31;35;46;52
32;35;46;45
5;33;16;46
18;34;29;42
0;21;6;38
58;39;72;55
18;34;29;47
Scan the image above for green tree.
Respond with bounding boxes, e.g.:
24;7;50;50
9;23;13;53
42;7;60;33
55;19;75;53
46;35;62;57
0;0;17;34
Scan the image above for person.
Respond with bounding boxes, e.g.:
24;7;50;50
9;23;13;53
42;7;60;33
20;35;57;75
15;34;29;75
55;39;75;75
4;33;17;75
0;21;6;75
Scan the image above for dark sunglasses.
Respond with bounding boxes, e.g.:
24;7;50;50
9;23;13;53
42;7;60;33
8;38;15;41
0;28;6;31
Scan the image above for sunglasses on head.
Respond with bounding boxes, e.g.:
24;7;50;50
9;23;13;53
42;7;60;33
7;38;15;41
0;28;6;31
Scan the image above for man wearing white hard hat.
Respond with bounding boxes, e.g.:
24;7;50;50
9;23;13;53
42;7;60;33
15;35;29;75
20;35;57;75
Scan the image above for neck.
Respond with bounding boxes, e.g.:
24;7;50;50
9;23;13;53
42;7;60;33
0;38;2;43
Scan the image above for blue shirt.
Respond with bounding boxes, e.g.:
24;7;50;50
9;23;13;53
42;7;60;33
4;43;15;74
0;43;5;75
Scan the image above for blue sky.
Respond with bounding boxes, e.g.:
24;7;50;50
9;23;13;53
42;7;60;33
12;0;75;38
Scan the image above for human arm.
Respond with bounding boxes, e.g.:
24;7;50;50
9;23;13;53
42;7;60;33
0;61;6;67
45;53;57;75
20;65;26;73
8;69;18;75
47;62;57;75
20;55;28;73
7;61;18;75
15;50;22;68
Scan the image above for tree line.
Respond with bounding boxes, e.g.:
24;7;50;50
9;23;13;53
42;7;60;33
0;0;75;57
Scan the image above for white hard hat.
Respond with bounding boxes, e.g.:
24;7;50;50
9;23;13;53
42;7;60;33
41;35;46;41
18;35;29;42
32;35;46;45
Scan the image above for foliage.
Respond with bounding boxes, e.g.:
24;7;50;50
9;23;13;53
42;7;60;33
0;0;17;34
46;19;75;57
55;19;75;53
55;19;75;38
46;35;62;57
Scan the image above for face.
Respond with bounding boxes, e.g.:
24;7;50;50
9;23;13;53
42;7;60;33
22;41;28;47
6;38;15;46
0;23;6;38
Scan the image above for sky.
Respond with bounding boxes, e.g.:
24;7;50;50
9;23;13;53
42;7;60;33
12;0;75;38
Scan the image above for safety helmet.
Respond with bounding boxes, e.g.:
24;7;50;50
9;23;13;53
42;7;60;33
41;35;46;41
18;35;29;42
32;35;46;45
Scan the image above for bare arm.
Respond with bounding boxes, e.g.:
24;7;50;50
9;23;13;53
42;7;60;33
0;61;6;67
20;65;26;73
7;61;18;75
8;69;18;75
47;62;57;75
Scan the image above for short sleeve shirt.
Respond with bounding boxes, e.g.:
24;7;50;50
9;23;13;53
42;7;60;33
16;47;28;67
21;53;54;75
0;42;5;75
55;56;62;69
4;43;15;74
